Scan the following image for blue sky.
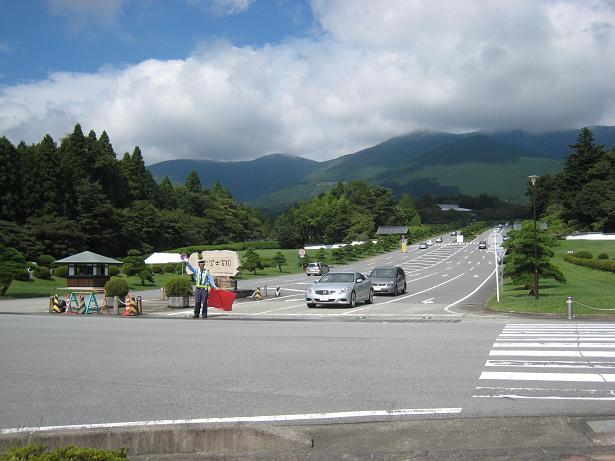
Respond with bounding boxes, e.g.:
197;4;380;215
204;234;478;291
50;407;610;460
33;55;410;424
1;0;315;85
1;1;614;164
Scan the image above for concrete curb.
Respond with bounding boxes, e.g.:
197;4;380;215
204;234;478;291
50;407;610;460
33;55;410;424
0;424;312;456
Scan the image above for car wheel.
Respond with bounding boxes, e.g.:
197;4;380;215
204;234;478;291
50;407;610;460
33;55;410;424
366;289;374;304
349;291;356;308
307;303;316;308
402;283;407;294
393;284;398;296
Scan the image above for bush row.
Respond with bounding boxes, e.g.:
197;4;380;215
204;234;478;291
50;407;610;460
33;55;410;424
176;241;281;254
0;444;128;461
563;254;615;273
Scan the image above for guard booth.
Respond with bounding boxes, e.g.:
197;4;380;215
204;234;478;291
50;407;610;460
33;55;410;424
54;251;123;288
376;226;409;252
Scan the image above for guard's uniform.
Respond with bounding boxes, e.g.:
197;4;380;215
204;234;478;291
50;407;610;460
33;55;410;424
186;260;217;318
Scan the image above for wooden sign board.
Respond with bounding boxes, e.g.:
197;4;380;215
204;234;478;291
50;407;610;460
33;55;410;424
186;250;241;277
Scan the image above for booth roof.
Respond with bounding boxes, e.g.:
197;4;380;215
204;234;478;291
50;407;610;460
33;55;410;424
144;252;183;264
55;251;123;265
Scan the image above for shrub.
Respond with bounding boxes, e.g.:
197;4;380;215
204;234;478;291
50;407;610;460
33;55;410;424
598;252;609;259
150;264;163;274
574;250;593;259
38;254;55;266
104;276;129;297
109;266;120;276
13;269;31;281
54;265;68;277
163;263;178;273
165;276;193;297
34;266;51;280
564;254;615;273
0;443;128;461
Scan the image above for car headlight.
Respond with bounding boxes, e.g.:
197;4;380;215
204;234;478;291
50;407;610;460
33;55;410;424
339;287;350;294
306;287;314;294
386;281;394;286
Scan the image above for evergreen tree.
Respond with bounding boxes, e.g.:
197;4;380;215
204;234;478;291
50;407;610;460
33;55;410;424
18;141;37;220
159;177;177;210
503;221;566;298
33;134;65;216
0;241;25;296
0;137;21;221
96;130;127;206
271;251;287;272
185;170;202;193
76;180;118;254
58;124;88;217
242;248;263;274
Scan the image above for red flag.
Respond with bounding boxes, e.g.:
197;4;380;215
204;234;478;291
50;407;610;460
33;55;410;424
208;287;236;311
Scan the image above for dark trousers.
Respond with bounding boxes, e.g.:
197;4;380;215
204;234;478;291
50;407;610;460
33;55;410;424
194;287;209;317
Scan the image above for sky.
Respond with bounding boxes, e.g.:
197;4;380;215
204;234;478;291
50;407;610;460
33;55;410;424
1;0;615;165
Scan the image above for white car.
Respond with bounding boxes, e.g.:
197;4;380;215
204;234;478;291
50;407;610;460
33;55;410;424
426;239;433;246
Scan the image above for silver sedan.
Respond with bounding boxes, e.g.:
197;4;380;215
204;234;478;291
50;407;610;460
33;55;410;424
305;272;374;308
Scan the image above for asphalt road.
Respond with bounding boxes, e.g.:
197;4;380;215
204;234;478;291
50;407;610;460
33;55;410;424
2;227;614;434
2;314;615;431
160;229;504;321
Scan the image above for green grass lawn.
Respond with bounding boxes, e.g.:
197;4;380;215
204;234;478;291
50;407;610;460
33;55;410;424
488;239;615;317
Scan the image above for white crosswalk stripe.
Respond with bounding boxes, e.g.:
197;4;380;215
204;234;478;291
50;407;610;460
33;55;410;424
474;323;615;400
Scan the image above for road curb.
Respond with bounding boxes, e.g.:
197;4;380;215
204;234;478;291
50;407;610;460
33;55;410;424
0;424;312;456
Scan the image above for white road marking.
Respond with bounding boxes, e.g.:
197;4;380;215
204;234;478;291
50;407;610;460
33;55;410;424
444;268;495;314
255;303;306;314
494;342;615;348
422;298;434;304
375;273;465;306
485;360;615;368
0;408;464;434
480;371;615;382
489;350;615;357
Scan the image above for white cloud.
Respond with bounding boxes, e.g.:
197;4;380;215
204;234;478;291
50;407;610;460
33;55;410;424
2;0;615;164
48;0;126;28
187;0;256;16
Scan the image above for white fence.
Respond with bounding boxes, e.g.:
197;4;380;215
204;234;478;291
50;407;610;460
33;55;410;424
565;233;615;241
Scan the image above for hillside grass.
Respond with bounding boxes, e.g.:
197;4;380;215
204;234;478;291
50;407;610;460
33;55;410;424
488;239;615;317
398;157;562;202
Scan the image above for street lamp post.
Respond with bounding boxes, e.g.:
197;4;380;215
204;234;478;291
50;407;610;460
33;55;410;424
528;175;539;299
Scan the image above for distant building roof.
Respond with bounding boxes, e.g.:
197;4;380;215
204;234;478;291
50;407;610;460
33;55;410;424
144;252;183;264
55;251;123;265
376;226;408;235
438;204;471;212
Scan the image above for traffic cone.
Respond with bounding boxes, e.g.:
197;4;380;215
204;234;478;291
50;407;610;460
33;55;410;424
252;286;262;300
122;292;131;316
50;294;64;313
129;296;139;316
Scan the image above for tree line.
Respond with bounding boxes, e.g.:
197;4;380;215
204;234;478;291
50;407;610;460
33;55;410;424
0;124;267;261
536;127;615;234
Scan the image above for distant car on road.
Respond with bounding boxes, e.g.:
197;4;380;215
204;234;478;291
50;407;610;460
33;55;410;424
368;266;406;296
419;242;428;249
451;231;457;236
435;237;443;243
305;262;330;276
426;239;433;246
478;241;487;249
305;272;373;308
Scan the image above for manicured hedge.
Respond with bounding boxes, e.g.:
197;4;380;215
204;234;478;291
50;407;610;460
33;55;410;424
176;241;281;253
564;254;615;273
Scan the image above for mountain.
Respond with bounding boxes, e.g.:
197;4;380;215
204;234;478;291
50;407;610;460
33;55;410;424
489;126;615;159
146;126;615;211
147;153;320;202
252;134;562;209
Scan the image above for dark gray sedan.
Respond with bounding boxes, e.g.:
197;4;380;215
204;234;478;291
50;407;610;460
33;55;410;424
369;266;406;295
305;272;374;308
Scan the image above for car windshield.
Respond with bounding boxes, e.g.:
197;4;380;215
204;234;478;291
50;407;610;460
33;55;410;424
370;269;396;278
320;273;354;283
